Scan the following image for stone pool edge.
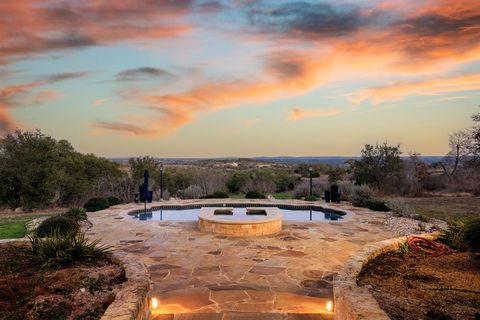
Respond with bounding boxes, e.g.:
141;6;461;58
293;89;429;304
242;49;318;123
122;199;355;222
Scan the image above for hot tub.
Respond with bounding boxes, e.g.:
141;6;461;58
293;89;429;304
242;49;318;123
198;207;282;236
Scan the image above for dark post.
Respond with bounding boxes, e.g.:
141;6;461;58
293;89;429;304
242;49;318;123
143;170;149;214
308;167;313;197
160;163;164;201
139;170;152;214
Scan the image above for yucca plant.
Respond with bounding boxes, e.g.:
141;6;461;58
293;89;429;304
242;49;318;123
29;228;111;269
63;207;88;222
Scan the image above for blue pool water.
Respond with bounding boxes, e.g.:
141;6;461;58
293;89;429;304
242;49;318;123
131;207;343;222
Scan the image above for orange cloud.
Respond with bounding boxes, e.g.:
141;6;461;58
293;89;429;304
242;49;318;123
0;0;192;63
92;0;479;136
92;99;106;107
0;71;87;133
289;108;343;121
351;73;480;104
95;51;335;136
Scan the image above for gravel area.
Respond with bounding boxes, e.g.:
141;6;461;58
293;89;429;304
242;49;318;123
384;214;448;236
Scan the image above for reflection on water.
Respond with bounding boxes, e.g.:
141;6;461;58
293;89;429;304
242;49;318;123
132;207;343;222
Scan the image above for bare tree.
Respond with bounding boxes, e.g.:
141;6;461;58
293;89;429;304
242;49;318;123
438;131;470;178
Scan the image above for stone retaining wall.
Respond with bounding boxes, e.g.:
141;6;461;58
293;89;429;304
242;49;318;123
333;232;439;320
101;250;151;320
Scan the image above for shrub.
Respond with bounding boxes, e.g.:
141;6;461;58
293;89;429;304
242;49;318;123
83;197;110;212
367;200;390;212
386;198;416;217
183;185;204;199
106;196;122;206
399;241;410;255
293;181;326;199
29;229;110;269
413;214;429;222
351;185;374;207
245;190;266;199
337;181;355;201
464;217;480;252
36;216;79;237
439;220;467;250
202;191;229;199
304;195;318;201
63;207;87;222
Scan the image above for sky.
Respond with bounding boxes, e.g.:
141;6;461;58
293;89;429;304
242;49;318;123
0;0;479;157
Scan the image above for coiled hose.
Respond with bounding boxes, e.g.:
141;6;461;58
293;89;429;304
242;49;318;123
407;236;453;257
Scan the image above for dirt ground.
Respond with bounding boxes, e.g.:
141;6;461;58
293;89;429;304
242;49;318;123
0;245;125;320
358;251;480;320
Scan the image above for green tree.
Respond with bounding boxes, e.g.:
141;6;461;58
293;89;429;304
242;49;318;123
226;172;249;193
353;142;403;192
0;130;61;210
128;156;161;183
327;167;346;183
0;130;123;210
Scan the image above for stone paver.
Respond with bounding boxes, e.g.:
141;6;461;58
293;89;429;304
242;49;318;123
88;200;396;318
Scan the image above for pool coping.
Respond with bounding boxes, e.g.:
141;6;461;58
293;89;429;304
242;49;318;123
123;200;354;222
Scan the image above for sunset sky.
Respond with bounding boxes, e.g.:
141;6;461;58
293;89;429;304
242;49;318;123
1;0;479;157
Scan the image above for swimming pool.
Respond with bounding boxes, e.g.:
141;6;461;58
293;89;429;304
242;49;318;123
130;205;344;222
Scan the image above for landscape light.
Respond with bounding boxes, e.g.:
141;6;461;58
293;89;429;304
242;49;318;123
326;300;333;312
151;297;159;310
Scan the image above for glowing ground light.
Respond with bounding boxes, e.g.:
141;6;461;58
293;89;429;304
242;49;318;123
151;297;159;310
326;300;333;312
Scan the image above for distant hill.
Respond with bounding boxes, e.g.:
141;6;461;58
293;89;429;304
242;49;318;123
110;156;444;166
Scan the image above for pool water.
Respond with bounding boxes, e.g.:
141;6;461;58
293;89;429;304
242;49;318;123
131;207;343;222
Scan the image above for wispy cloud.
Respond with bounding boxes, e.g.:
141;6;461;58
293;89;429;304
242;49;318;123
92;99;106;107
350;73;480;104
288;108;342;121
115;67;175;82
0;71;89;133
0;0;193;63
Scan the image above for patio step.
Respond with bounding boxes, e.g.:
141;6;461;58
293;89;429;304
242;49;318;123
152;313;334;320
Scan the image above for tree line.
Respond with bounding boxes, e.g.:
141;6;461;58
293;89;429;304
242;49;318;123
0;109;478;211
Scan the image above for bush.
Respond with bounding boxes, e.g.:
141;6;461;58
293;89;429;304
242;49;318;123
439;220;467;250
83;197;110;212
106;196;122;206
367;200;390;211
304;195;318;201
413;214;429;222
63;207;87;222
338;181;355;201
202;191;229;199
245;190;266;199
464;217;480;252
36;216;79;237
351;185;374;207
293;181;326;199
29;229;110;269
386;198;416;217
183;185;204;199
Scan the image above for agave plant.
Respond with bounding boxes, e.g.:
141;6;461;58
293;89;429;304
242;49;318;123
28;228;111;269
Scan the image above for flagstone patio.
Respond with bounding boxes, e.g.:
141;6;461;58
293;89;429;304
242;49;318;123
87;200;397;320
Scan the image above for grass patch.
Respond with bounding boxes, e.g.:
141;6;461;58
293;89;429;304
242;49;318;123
0;213;59;239
272;193;293;200
386;197;480;222
228;194;245;199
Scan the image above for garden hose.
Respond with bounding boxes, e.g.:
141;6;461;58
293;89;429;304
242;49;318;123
407;236;453;257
